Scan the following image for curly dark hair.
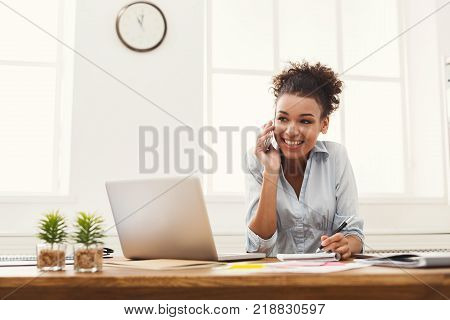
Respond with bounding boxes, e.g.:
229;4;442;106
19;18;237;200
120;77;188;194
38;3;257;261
272;61;343;119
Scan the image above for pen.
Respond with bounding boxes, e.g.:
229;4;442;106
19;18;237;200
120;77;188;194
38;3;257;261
316;216;354;253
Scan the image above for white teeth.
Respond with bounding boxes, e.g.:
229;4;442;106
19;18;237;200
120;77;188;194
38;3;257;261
284;139;303;146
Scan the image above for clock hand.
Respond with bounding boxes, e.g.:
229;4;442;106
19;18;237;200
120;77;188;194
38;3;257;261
140;14;146;30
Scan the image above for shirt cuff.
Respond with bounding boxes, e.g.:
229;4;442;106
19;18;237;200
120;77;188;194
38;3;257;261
246;227;278;253
343;232;364;253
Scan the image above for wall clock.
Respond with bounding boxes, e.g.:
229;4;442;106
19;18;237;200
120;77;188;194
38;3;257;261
116;1;167;52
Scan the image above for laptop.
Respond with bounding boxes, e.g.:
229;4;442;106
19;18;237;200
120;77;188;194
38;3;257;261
105;176;265;262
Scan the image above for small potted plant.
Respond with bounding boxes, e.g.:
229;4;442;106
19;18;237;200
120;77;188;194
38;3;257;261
36;210;68;271
73;211;105;272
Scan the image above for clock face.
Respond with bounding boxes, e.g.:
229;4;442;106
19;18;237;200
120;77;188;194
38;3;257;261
116;2;167;52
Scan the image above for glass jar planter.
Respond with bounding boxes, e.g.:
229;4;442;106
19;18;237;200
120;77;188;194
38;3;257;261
73;243;103;273
36;243;66;271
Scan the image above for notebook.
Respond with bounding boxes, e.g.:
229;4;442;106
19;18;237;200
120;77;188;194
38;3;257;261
104;258;222;270
356;253;450;268
0;255;74;267
277;252;341;262
364;248;450;254
0;248;114;267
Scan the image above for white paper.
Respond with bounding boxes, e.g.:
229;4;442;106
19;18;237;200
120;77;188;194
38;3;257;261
264;261;368;273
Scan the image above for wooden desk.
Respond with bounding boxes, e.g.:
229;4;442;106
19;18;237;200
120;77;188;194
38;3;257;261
0;259;449;299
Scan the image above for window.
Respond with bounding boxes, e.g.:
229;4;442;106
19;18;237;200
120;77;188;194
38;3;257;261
0;0;74;196
205;0;274;195
205;0;448;204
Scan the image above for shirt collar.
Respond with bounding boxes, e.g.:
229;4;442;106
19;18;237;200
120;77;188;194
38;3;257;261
310;140;329;159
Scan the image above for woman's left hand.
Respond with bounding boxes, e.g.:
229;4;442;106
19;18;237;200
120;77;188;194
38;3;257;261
320;233;351;260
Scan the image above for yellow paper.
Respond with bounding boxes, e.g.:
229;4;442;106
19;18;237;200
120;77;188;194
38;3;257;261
228;264;265;269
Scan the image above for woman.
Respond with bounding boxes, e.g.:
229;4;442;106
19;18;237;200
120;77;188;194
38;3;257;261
245;61;364;259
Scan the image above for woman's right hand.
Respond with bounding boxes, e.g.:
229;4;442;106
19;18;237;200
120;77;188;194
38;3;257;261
254;121;281;175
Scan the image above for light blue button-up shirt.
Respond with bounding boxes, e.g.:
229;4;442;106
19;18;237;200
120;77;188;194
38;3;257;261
245;140;364;257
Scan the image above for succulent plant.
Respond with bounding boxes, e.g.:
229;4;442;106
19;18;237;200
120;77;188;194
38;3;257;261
37;210;68;246
73;212;105;247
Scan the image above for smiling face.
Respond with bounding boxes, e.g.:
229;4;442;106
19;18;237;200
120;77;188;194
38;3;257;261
274;94;329;160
